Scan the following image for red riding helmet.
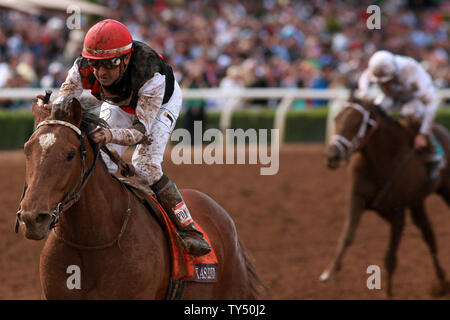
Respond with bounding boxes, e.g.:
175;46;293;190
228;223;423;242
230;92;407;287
82;19;133;60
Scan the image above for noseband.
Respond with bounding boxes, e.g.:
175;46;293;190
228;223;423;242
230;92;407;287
331;103;378;160
15;119;100;233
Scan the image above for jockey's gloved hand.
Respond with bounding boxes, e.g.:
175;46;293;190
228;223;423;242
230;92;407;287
89;127;112;145
35;94;52;110
414;133;428;151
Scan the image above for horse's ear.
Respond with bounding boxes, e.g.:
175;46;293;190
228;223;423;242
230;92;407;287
349;89;357;102
51;98;82;127
69;98;82;127
31;99;51;127
349;89;370;109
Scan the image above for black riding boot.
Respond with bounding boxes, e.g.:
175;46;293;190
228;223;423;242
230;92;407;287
424;134;446;181
150;174;211;257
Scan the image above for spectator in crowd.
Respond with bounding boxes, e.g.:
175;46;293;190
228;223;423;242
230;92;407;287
0;0;448;110
180;60;208;142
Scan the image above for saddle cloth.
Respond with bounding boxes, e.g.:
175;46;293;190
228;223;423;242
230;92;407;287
115;177;218;284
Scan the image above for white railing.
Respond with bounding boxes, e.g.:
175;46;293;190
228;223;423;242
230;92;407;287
1;87;450;145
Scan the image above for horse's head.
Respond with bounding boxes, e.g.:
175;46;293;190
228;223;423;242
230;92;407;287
327;101;378;169
17;97;94;240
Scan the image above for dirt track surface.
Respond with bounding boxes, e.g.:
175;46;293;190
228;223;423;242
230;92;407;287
2;145;450;300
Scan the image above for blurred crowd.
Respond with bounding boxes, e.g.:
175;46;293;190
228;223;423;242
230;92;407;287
0;0;448;109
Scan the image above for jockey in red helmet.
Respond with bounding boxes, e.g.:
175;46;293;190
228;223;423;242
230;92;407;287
40;19;210;257
82;19;133;60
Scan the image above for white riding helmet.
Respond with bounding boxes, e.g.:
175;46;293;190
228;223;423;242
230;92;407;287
368;50;397;83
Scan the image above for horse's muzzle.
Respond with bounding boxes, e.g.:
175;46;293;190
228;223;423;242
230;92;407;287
327;158;341;170
18;211;52;240
326;145;342;170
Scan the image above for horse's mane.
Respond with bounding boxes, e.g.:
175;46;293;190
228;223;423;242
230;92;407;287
80;111;109;133
78;97;110;134
371;105;403;128
348;89;402;128
52;96;110;134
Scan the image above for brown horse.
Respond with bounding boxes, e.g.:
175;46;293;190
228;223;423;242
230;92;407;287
320;99;450;297
16;97;262;299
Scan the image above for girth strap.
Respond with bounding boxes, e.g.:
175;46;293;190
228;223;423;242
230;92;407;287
165;279;185;300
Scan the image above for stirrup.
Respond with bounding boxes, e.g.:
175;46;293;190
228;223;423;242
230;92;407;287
177;230;211;257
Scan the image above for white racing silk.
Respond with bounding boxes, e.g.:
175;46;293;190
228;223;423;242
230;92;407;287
357;55;437;135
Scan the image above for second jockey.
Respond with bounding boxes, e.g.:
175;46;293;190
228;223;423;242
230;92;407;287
357;50;445;180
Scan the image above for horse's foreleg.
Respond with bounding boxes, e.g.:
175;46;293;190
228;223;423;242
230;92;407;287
384;209;405;298
410;202;448;296
320;194;365;282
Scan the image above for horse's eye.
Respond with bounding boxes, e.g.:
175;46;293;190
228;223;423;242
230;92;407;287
67;150;76;161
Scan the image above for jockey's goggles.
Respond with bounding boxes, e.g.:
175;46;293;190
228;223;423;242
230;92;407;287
88;54;126;69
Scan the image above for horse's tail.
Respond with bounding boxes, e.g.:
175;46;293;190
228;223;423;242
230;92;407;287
238;239;266;299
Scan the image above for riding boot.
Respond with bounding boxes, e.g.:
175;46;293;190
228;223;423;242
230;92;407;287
150;174;211;257
424;134;446;181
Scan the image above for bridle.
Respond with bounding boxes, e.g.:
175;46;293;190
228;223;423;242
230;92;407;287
15;119;100;233
331;103;378;160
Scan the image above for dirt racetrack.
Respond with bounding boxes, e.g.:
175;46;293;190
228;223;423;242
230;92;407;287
2;144;450;300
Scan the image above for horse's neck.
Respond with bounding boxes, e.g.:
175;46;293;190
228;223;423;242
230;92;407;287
362;121;409;169
56;161;129;245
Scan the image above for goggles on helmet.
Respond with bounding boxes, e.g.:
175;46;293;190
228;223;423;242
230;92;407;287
88;54;127;69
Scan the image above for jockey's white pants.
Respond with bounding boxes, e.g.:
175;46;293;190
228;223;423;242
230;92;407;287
99;81;182;185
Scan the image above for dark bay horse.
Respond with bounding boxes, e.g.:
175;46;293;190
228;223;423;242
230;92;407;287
320;99;450;296
16;97;262;299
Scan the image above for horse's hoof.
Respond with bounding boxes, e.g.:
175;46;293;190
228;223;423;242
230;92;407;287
319;270;334;282
430;280;450;297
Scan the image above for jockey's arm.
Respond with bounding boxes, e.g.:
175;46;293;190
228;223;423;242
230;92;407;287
357;68;393;109
108;73;165;146
406;63;437;136
53;61;84;105
418;89;438;136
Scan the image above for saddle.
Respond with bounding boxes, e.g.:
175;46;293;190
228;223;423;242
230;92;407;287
113;176;218;299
